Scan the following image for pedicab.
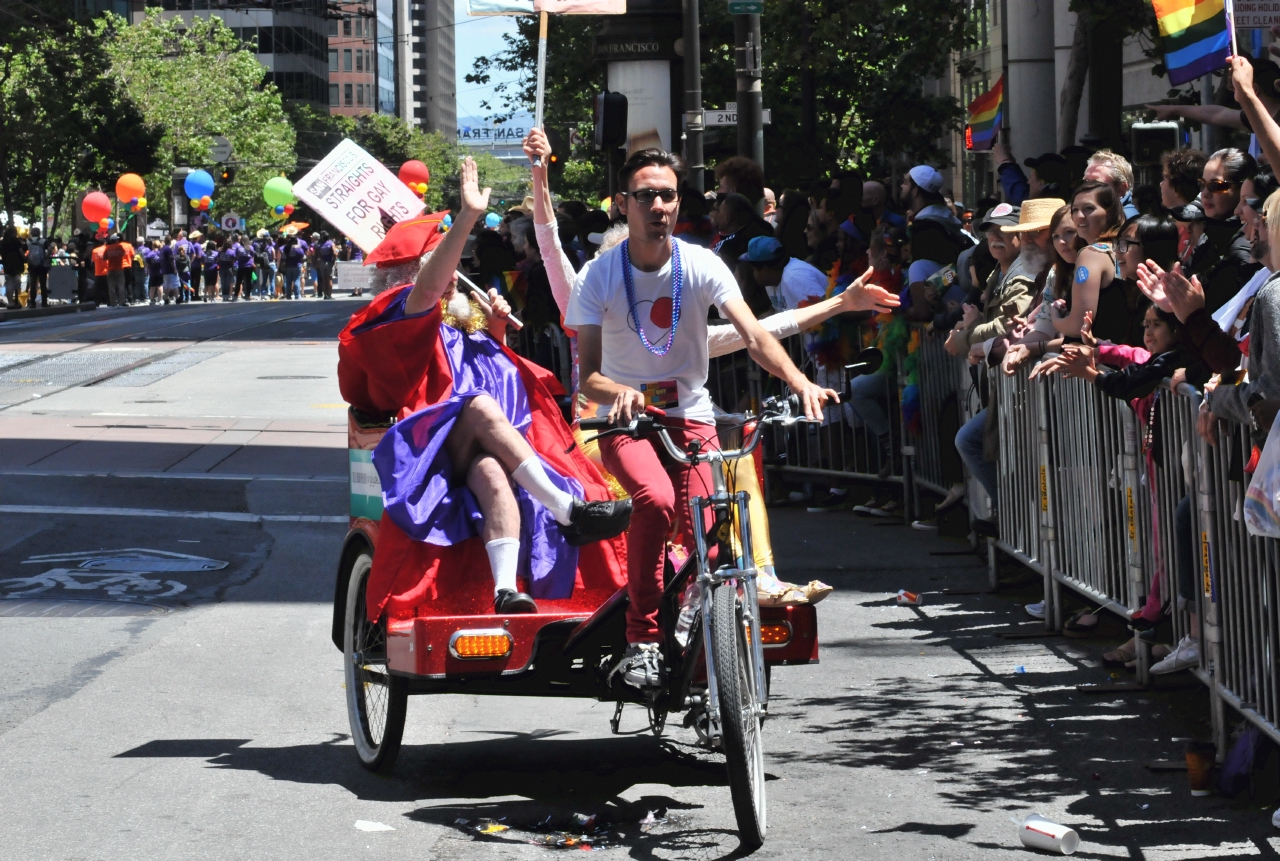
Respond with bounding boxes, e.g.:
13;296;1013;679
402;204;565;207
332;391;822;850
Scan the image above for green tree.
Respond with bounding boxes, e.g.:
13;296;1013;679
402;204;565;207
468;1;974;193
101;10;296;227
0;17;159;230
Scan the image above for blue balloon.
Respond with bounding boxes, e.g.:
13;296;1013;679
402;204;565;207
484;212;501;229
442;214;453;228
183;169;215;200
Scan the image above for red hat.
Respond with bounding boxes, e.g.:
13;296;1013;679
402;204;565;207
364;210;450;268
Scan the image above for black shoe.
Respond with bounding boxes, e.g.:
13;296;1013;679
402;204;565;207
494;588;537;614
972;518;999;538
559;498;632;547
806;490;849;512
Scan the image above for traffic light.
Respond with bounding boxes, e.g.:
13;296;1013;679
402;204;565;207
594;91;627;150
545;127;568;181
219;164;237;184
964;125;973;150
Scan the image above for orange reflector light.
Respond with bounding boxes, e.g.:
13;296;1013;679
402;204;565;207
760;623;791;646
449;629;513;660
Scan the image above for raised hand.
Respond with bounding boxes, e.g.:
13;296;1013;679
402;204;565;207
960;302;980;329
458;156;491;216
1079;310;1096;348
1159;262;1206;322
1229;54;1255;99
1135;260;1174;312
522;128;551;165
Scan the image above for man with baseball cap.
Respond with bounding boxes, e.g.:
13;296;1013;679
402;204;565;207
739;235;829;314
992;137;1070;205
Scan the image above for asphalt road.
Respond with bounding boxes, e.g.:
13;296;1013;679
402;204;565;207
0;300;1275;860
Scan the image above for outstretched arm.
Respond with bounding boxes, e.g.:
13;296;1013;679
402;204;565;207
720;296;837;420
405;157;490;316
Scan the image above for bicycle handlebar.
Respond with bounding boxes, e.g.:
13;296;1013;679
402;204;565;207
579;394;813;466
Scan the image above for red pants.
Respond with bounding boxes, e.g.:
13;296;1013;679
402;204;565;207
599;418;719;643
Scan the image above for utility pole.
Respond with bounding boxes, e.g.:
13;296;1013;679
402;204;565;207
734;13;763;168
682;0;705;192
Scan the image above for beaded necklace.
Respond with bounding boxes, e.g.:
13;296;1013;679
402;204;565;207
621;238;682;356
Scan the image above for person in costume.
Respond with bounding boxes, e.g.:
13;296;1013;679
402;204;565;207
338;157;632;619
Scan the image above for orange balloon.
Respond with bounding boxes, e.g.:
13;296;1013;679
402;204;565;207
115;173;146;202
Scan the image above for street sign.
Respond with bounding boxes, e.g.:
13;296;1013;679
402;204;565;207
220;212;241;231
705;109;772;127
728;0;763;13
210;136;233;163
1233;2;1280;28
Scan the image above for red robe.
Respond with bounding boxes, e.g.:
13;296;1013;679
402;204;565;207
338;284;627;619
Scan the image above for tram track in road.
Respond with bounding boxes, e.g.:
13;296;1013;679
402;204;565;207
0;304;337;413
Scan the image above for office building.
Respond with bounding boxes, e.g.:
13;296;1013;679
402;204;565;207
143;1;330;107
327;1;377;115
396;0;456;140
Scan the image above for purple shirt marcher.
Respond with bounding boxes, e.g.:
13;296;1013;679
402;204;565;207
159;244;176;275
143;247;163;279
235;242;254;270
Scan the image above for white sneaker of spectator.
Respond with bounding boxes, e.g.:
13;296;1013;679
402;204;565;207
1150;635;1199;674
1024;601;1046;620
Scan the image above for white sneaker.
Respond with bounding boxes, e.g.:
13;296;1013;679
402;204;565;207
1024;601;1046;620
1151;635;1199;674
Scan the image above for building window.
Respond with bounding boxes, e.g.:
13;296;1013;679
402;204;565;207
343;49;352;71
327;18;338;36
344;83;353;106
357;85;364;107
356;50;363;72
355;17;363;37
330;84;339;106
329;49;338;71
343;17;351;36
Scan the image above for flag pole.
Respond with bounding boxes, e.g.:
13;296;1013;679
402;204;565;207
533;10;548;167
1227;0;1239;57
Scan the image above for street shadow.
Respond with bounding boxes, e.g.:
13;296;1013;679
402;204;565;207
114;730;756;858
762;595;1280;857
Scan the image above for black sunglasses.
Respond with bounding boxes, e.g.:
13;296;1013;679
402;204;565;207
623;188;680;205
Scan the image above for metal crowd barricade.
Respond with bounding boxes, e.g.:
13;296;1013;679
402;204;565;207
908;331;966;498
509;323;574;396
1200;415;1280;752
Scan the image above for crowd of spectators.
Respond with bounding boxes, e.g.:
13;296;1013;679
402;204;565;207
453;53;1280;687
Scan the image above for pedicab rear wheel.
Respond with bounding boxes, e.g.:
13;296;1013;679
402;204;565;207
344;549;407;774
710;580;766;849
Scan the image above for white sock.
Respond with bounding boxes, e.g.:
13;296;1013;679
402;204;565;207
485;538;520;595
511;457;575;525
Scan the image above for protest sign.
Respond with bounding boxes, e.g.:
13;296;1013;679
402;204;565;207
292;138;425;254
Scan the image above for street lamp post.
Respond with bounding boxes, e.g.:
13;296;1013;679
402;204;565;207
734;12;763;168
682;0;705;192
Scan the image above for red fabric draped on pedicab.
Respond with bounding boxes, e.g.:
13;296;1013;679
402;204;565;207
338;284;627;620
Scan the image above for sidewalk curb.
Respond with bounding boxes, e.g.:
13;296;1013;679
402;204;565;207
0;302;98;323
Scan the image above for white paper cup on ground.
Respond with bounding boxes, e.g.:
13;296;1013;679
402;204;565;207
1015;814;1079;855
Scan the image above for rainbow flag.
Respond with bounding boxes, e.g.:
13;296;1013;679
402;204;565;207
966;76;1003;152
1151;0;1231;86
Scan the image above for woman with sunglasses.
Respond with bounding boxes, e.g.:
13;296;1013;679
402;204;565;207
1187;148;1261;314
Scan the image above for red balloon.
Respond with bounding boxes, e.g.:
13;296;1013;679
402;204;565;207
283;204;295;215
82;191;111;223
398;160;430;189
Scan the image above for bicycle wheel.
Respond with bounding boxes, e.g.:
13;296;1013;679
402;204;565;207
344;549;408;773
711;580;766;849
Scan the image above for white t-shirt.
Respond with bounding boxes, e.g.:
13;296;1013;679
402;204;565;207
565;237;742;422
768;257;828;312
